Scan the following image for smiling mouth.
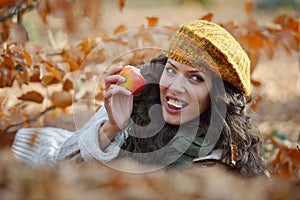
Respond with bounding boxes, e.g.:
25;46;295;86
166;97;188;109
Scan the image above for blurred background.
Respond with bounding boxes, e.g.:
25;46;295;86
0;1;299;198
19;0;299;45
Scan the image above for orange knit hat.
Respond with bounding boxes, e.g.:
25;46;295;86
167;20;251;97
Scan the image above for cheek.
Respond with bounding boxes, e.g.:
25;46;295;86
159;72;170;90
200;90;211;111
159;80;166;99
193;87;211;112
159;72;167;84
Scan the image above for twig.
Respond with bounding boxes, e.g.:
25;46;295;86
0;1;36;23
3;105;56;133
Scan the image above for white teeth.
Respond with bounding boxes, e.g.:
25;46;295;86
167;98;185;108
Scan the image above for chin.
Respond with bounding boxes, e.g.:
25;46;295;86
162;111;183;125
165;119;181;125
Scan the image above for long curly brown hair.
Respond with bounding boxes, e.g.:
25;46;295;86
119;55;265;177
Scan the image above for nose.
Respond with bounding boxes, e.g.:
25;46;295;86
169;74;186;94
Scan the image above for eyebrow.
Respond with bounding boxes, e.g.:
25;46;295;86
167;61;177;68
167;61;201;73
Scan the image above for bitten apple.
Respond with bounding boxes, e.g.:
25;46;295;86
118;65;146;94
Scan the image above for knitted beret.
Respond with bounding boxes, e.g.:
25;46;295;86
167;20;251;97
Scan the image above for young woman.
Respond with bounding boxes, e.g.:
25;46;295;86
11;20;264;176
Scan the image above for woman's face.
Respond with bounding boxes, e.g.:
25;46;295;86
159;59;212;125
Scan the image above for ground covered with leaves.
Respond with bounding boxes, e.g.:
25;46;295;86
0;150;299;200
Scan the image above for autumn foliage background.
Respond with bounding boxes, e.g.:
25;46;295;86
0;0;299;199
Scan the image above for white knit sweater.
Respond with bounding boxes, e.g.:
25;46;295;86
11;107;126;166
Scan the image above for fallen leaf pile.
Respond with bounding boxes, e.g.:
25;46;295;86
262;130;300;179
0;150;299;200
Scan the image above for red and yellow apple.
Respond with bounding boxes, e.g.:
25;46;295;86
118;65;146;94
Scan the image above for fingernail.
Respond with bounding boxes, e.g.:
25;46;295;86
126;90;132;95
120;76;126;82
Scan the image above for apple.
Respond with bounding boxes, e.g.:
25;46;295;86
118;65;146;94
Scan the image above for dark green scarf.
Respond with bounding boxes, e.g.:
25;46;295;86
119;122;213;169
161;126;213;169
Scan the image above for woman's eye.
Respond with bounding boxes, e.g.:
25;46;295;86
166;67;176;74
190;75;204;83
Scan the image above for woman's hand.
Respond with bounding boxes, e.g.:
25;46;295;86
104;65;134;129
99;66;134;149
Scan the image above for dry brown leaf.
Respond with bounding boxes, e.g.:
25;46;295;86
245;0;253;16
1;56;15;68
113;24;126;35
65;58;80;71
23;50;32;67
270;148;300;178
274;15;299;32
46;65;62;81
40;64;54;86
240;32;265;50
63;79;73;91
0;22;9;41
146;16;159;27
50;91;72;108
0;72;7;87
0;129;16;148
200;13;213;22
267;135;300;178
29;69;40;82
251;78;262;87
118;0;125;12
79;38;96;57
0;0;18;9
18;91;44;104
95;91;104;102
263;39;276;60
230;144;239;166
0;70;13;87
280;30;299;53
13;71;28;86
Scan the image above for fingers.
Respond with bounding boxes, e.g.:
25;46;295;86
103;86;134;129
105;66;126;90
104;84;131;98
105;75;125;90
106;65;123;76
103;84;132;115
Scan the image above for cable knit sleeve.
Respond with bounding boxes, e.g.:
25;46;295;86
11;107;126;166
